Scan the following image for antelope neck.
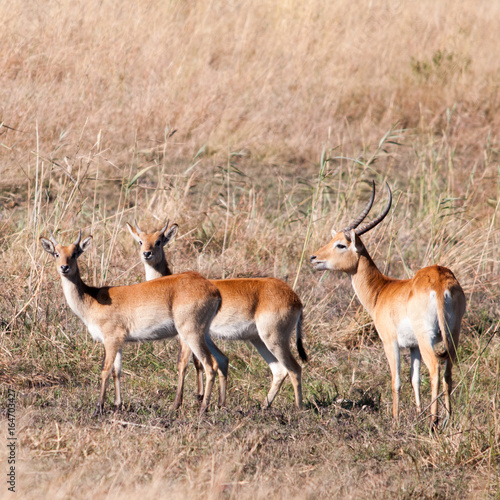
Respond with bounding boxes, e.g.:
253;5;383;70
60;267;95;321
350;252;389;314
144;256;172;280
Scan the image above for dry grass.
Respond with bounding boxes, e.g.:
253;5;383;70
1;0;499;498
2;0;500;168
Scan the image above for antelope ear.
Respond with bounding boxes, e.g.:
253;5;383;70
163;224;178;245
331;228;337;239
126;222;141;243
349;229;363;253
79;236;93;254
40;237;56;256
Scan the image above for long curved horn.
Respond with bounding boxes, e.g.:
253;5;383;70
134;219;143;234
340;180;376;233
354;182;392;236
159;219;170;235
50;231;59;246
73;229;82;246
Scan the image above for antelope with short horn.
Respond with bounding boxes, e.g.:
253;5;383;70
127;219;308;409
40;230;223;415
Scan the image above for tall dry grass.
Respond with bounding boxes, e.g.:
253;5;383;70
0;0;499;498
2;0;500;172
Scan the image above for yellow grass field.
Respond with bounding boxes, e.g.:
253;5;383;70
1;1;499;498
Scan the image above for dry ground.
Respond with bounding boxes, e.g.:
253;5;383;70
1;1;499;498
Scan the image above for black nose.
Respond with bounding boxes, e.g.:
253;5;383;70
310;255;316;262
143;251;152;259
60;265;70;273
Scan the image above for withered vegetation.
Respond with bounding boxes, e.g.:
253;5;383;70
0;0;499;498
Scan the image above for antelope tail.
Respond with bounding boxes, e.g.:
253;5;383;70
436;290;455;361
296;311;308;362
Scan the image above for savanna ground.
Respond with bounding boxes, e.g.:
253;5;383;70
0;1;499;498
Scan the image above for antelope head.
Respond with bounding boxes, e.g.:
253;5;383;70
126;219;178;267
40;230;93;278
310;181;392;275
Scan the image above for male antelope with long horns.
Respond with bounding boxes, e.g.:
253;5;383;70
310;181;466;428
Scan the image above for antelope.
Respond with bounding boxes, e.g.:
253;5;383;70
310;182;466;428
40;230;223;416
127;219;308;409
127;219;229;409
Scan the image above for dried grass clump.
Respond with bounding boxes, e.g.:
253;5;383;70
2;0;500;171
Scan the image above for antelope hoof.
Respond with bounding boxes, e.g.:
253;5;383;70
430;418;439;434
92;404;104;418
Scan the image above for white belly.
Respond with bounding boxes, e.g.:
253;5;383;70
210;320;258;341
126;319;177;342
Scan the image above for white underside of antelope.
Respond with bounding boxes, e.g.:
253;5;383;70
126;319;178;342
210;319;259;341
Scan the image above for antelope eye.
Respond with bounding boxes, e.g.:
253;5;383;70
71;253;77;259
336;243;347;250
155;240;161;247
139;240;143;245
54;252;60;258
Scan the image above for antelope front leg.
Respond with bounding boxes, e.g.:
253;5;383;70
93;340;121;417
